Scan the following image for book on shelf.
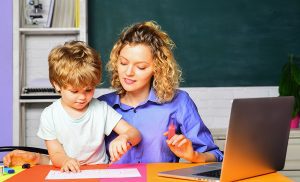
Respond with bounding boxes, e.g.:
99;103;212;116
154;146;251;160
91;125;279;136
22;0;77;28
22;0;54;28
52;0;76;28
46;0;55;27
75;0;80;28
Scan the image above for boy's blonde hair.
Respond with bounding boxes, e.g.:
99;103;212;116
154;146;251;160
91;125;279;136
48;40;101;89
108;21;182;103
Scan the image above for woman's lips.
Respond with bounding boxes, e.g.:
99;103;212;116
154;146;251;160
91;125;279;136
124;78;136;84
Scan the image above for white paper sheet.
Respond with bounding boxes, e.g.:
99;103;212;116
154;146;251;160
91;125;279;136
45;168;141;180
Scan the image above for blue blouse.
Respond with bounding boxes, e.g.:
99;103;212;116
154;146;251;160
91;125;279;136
98;88;223;163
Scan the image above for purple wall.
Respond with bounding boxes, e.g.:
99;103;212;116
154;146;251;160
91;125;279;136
0;0;13;158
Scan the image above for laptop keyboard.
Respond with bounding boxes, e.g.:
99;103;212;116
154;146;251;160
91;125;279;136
193;169;222;178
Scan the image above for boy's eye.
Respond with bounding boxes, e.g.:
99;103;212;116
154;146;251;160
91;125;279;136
70;90;78;93
85;89;92;92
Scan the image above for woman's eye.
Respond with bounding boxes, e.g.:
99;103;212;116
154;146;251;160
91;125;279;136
138;67;146;70
137;64;147;70
118;58;127;65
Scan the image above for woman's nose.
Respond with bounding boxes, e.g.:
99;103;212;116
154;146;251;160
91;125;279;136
125;65;134;76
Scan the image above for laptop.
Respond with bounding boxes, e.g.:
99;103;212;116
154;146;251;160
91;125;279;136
158;96;294;181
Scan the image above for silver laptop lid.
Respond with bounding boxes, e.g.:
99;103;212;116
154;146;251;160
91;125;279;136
221;96;294;181
157;96;294;181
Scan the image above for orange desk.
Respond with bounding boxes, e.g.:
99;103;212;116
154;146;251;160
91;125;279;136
147;163;292;182
6;163;292;182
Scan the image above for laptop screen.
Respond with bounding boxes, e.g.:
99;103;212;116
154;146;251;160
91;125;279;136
220;96;294;181
158;96;294;182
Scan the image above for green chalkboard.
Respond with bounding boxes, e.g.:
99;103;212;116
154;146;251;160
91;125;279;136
88;0;300;87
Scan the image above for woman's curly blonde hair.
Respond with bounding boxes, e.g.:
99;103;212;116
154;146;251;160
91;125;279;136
107;21;182;103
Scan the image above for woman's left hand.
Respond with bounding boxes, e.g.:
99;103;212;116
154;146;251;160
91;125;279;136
164;132;194;161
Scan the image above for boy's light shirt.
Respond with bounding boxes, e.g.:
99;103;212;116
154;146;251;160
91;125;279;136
99;88;223;163
37;98;122;165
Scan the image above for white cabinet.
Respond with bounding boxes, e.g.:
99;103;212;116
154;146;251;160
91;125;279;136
13;0;87;146
280;129;300;181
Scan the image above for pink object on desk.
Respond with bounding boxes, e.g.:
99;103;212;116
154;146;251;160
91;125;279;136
290;114;300;128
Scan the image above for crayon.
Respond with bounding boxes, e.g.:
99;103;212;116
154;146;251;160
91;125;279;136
4;166;15;174
0;165;4;176
22;163;31;169
168;121;176;140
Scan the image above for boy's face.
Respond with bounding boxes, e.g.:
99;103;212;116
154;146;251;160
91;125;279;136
57;84;95;112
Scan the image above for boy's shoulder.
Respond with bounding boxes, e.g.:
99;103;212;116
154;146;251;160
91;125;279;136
40;99;61;117
43;99;60;110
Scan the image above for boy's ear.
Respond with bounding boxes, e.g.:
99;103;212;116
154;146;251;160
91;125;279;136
53;82;61;93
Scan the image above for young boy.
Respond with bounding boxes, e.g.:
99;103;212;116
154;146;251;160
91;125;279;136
37;40;141;172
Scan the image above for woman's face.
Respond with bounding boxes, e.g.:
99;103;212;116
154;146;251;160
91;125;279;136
117;44;154;94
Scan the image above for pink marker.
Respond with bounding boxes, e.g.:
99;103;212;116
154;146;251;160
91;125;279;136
168;121;176;140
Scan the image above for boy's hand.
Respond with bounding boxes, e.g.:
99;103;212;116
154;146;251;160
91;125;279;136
109;134;132;162
3;150;40;167
60;157;81;173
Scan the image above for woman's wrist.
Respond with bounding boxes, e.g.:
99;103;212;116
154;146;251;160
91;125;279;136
34;152;41;165
185;151;206;163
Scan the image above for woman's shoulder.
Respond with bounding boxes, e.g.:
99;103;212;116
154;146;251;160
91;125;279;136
90;98;107;106
174;89;191;100
176;89;199;106
164;89;193;106
97;91;118;106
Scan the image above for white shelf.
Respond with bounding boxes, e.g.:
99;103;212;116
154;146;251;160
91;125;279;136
20;99;59;103
19;28;81;35
13;0;87;146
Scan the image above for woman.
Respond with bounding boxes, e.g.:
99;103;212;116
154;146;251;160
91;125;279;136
3;21;222;166
99;21;222;163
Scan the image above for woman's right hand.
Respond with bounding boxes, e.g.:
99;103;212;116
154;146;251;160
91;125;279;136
3;150;40;167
